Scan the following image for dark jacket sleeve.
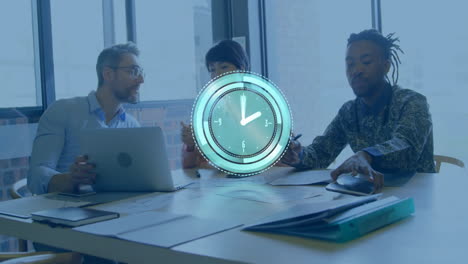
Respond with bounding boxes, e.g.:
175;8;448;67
363;93;433;171
299;103;350;169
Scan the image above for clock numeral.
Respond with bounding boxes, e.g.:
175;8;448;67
265;119;273;127
242;140;246;153
214;118;223;126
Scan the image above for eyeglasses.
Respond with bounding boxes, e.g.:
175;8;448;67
108;65;145;79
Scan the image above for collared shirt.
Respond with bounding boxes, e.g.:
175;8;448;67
27;91;140;194
297;85;435;173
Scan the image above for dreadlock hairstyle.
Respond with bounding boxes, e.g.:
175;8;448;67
347;29;404;86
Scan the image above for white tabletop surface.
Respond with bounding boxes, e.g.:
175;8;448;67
175;167;468;264
0;167;466;264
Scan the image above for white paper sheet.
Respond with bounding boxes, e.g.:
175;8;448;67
95;190;202;215
74;211;241;248
74;211;186;236
186;177;268;189
120;216;241;248
216;184;323;203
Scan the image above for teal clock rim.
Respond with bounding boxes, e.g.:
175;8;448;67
191;71;292;176
192;71;291;175
208;87;278;158
201;82;283;164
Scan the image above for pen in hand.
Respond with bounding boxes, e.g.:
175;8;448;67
293;134;302;141
283;133;303;167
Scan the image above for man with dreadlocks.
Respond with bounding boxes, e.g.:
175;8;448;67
282;29;435;191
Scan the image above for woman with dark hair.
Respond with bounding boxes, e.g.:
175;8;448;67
181;39;249;169
205;39;250;78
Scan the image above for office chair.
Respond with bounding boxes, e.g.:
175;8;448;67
0;252;82;264
0;178;80;264
434;155;465;173
8;178;28;251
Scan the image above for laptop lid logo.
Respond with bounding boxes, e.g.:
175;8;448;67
117;152;132;168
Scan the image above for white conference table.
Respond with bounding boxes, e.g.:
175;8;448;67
0;167;466;264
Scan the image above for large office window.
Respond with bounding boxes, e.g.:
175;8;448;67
0;0;39;108
51;0;104;100
135;0;213;101
113;0;128;45
265;0;371;163
381;0;468;162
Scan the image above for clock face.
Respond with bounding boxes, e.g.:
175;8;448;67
192;71;292;176
209;89;277;158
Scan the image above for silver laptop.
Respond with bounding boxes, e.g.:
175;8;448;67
79;127;192;192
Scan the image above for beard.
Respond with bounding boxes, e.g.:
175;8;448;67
114;86;139;104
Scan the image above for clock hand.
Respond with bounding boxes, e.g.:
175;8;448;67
240;111;262;126
240;93;246;121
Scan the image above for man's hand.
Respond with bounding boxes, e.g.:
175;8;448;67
330;151;384;192
180;122;195;151
280;134;303;167
48;155;96;193
69;155;96;186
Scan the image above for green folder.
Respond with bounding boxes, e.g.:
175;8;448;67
244;196;414;242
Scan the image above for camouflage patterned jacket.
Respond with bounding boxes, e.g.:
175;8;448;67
299;85;435;173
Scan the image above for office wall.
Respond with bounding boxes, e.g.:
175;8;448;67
0;116;31;252
0;154;28;251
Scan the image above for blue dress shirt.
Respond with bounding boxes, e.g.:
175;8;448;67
27;91;140;194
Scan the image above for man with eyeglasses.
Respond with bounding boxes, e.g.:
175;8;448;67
27;42;144;263
28;42;145;195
